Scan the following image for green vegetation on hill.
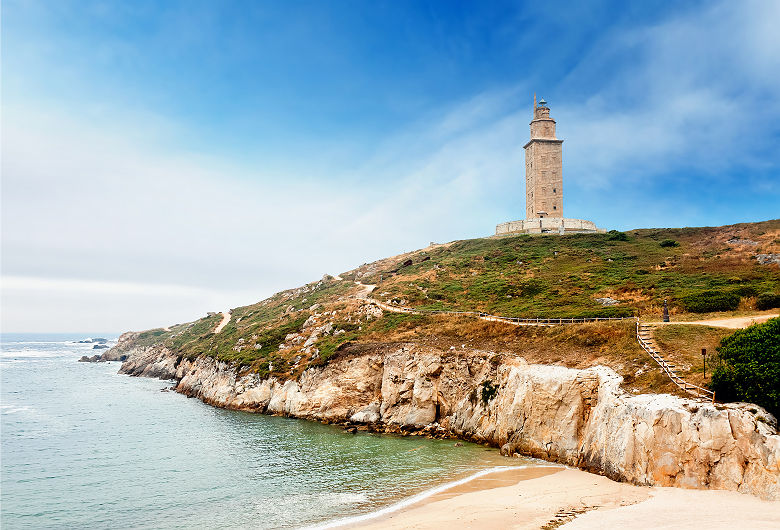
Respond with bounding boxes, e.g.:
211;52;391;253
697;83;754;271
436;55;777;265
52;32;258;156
357;220;779;319
757;293;780;310
680;291;741;313
711;318;780;417
652;324;735;389
120;220;779;392
126;279;358;377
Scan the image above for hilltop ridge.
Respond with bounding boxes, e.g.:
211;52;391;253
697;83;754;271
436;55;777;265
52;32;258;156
105;219;779;394
100;219;780;501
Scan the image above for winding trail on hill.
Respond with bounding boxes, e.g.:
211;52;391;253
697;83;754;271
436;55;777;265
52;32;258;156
368;291;711;400
214;311;231;334
352;276;775;331
343;278;774;400
368;297;557;327
354;281;376;299
353;280;579;327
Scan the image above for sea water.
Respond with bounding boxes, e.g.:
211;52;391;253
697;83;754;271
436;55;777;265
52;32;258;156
1;334;529;529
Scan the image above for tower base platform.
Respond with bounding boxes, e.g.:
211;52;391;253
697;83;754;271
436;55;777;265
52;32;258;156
496;217;605;236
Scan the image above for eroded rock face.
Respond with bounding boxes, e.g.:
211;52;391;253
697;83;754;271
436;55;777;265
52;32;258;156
97;331;136;362
110;342;780;500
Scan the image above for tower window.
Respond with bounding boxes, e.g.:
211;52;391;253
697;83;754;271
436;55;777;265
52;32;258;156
553;205;557;210
553;188;556;193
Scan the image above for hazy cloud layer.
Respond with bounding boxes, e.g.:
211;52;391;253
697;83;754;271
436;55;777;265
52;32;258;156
2;0;778;332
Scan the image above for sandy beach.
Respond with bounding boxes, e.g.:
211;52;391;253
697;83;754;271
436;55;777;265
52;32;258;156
353;467;780;529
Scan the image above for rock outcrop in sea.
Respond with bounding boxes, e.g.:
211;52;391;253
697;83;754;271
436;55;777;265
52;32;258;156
107;335;780;501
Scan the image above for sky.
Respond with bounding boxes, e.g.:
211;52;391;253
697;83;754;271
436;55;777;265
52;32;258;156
2;0;779;333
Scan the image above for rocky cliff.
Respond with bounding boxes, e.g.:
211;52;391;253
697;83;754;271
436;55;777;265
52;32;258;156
111;336;780;501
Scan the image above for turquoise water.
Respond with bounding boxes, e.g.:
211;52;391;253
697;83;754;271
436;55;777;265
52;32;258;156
1;334;528;529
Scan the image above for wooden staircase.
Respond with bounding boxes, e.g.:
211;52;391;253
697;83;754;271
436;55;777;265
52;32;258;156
636;322;714;402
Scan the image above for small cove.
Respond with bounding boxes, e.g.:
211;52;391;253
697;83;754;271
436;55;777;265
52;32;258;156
1;334;534;529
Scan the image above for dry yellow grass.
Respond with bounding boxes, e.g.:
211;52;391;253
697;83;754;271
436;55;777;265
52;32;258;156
353;314;705;396
652;325;734;390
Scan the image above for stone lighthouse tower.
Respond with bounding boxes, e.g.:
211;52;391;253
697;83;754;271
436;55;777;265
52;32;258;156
525;95;563;219
494;94;604;235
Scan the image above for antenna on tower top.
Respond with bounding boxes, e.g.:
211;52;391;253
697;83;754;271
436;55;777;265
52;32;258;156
533;93;537;112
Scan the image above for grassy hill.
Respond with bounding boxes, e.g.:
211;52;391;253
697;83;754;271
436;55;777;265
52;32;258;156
125;220;779;396
350;220;780;319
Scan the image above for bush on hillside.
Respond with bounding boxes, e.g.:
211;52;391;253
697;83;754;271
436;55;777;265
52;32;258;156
710;318;780;417
680;290;740;313
567;307;635;319
730;285;758;298
520;278;546;297
480;380;498;406
659;239;679;247
607;230;628;241
756;293;780;311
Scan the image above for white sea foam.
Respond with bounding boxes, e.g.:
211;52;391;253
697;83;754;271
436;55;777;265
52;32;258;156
0;359;33;365
325;492;370;506
302;465;558;529
0;404;33;414
0;349;61;359
2;341;73;345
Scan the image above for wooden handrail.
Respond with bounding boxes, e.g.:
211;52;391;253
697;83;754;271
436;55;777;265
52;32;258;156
370;299;632;325
635;321;714;402
369;298;714;402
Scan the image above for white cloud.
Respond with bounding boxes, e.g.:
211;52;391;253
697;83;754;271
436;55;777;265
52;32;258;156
1;98;524;331
2;0;778;332
2;276;217;297
555;0;780;189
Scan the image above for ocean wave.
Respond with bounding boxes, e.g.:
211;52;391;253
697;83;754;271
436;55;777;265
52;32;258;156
0;404;33;415
0;359;35;365
0;350;62;359
323;492;370;506
302;465;539;529
1;341;73;345
255;491;370;517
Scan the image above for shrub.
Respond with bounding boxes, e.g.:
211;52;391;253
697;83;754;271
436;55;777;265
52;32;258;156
480;380;498;406
710;318;780;417
730;285;758;298
607;230;628;241
520;278;546;297
756;293;780;311
566;307;635;319
681;290;740;313
659;239;679;248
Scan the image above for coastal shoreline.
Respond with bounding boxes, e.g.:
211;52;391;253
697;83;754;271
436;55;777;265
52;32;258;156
303;465;562;529
344;467;780;529
111;339;780;501
111;352;780;528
